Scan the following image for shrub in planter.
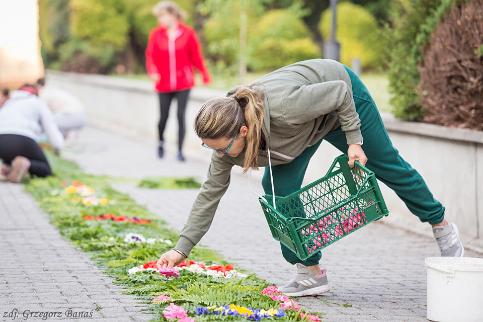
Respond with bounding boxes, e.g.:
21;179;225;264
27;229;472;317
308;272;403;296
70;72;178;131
418;0;483;130
385;0;453;121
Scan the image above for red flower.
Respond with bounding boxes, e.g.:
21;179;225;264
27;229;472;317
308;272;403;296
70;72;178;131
207;264;234;273
143;261;158;269
135;219;152;224
99;213;113;220
178;260;197;268
82;213;152;224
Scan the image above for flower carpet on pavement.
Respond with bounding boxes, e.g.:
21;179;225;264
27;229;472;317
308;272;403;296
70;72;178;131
25;154;323;321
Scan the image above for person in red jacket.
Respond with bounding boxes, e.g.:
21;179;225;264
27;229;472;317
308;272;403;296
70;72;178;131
146;1;211;161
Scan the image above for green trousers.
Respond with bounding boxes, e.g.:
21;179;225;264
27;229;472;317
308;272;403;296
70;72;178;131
262;66;445;266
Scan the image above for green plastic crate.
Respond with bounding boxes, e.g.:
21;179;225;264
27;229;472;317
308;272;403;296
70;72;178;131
259;154;389;261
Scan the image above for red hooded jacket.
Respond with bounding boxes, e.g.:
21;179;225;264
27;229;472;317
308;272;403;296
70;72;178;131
145;23;211;93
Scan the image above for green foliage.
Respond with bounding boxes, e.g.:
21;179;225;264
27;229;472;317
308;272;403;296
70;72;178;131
25;153;321;321
169;280;271;307
253;8;309;40
250;38;319;71
70;0;129;49
319;2;382;69
203;0;264;73
40;0;196;73
39;0;70;66
48;0;130;72
125;0;159;51
385;0;455;121
138;177;201;189
39;0;392;75
57;39;117;73
478;44;483;57
347;0;392;24
250;9;319;71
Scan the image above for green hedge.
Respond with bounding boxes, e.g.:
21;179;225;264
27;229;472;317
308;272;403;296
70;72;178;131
385;0;456;121
249;9;319;71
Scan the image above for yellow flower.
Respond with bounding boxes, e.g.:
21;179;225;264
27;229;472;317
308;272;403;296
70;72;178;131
212;307;224;314
266;308;278;316
82;198;93;206
99;198;109;205
229;304;252;315
65;186;77;194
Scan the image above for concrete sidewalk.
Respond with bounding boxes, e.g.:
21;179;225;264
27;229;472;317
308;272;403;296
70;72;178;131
62;126;480;322
0;182;154;321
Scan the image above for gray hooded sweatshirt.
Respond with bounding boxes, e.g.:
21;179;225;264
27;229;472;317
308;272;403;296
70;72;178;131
175;59;362;256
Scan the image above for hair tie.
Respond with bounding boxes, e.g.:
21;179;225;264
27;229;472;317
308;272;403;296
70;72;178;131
234;96;248;109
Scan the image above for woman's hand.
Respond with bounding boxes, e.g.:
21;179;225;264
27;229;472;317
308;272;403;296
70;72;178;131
156;249;186;268
149;73;160;82
202;73;211;85
348;144;368;168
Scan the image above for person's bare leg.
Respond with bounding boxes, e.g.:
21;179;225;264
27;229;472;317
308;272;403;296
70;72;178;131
7;156;31;183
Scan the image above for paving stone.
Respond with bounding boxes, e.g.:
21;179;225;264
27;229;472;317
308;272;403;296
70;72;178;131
0;183;153;321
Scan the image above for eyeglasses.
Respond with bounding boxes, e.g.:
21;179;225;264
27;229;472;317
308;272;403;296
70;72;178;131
202;134;238;155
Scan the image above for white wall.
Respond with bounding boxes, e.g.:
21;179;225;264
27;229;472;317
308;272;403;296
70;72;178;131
47;71;483;252
0;0;44;88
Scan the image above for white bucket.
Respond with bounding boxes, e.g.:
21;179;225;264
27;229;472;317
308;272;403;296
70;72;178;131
426;257;483;322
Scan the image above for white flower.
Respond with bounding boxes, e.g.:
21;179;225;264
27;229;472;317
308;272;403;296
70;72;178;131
77;186;95;197
124;233;146;243
127;266;158;275
183;264;205;274
128;266;143;275
161;239;173;245
123;234;172;245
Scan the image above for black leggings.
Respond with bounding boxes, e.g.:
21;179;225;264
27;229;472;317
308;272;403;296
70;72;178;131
158;90;190;152
0;134;52;177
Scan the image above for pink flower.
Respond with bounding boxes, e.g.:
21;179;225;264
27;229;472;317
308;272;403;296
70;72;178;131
280;299;301;311
163;304;188;320
300;312;321;322
269;294;289;302
152;294;171;304
261;285;281;296
342;219;354;233
178;318;195;322
269;295;282;301
158;267;180;278
335;225;344;237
